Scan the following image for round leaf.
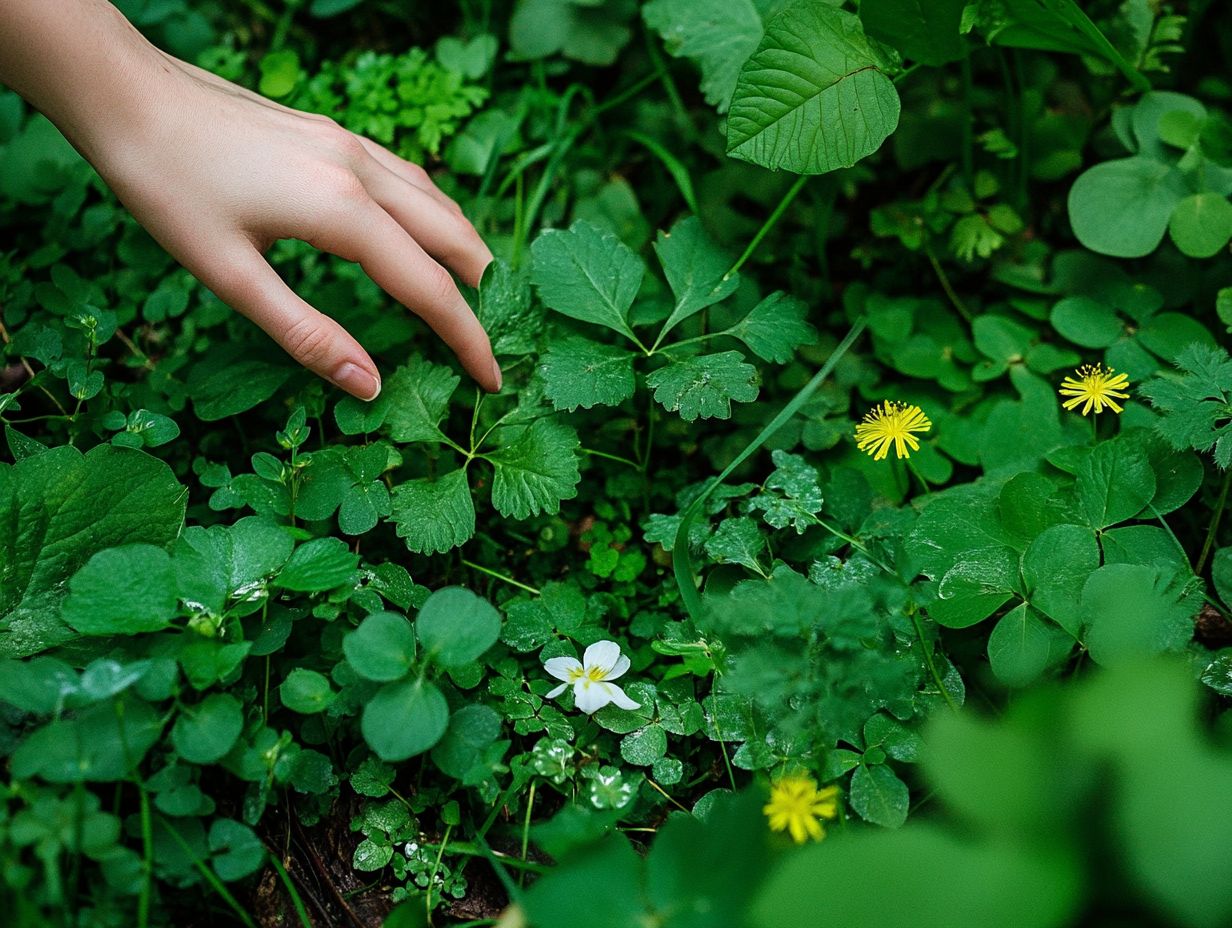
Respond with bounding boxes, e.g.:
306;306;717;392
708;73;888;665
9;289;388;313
361;678;449;761
279;668;336;714
1050;297;1123;348
1168;192;1232;259
61;544;176;636
1067;157;1187;258
416;587;501;668
344;611;417;681
172;693;244;764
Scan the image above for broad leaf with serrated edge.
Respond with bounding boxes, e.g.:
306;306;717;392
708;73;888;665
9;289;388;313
540;335;637;411
529;220;645;341
646;351;759;421
382;356;459;444
643;0;767;112
654;216;739;340
726;1;900;174
391;469;476;554
727;291;818;363
486;418;581;519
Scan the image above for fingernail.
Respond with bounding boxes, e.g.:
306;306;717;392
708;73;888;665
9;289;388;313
334;362;380;400
491;359;503;392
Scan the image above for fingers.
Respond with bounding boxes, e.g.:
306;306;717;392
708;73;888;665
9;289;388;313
357;137;461;213
199;243;383;401
357;159;493;288
311;198;500;392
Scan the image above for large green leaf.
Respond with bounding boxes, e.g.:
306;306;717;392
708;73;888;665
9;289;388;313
390;469;476;554
1067;158;1188;258
654;216;739;339
646;351;759;421
726;1;900;174
539;335;637;412
529;220;645;341
382;356;460;444
0;445;186;657
643;0;769;112
486;418;581;519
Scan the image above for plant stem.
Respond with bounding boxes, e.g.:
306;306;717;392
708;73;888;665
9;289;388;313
1197;467;1232;575
724;174;809;281
582;447;640;469
924;246;972;321
461;559;540;595
911;610;958;712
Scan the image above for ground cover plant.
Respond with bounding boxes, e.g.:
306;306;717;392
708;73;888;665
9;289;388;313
3;0;1232;925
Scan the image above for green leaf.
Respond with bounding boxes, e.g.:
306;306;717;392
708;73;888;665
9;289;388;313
382;356;460;444
416;587;501;668
279;668;337;714
1050;296;1123;348
726;1;900;174
432;704;504;781
654;216;740;339
987;604;1052;687
620;724;668;766
931;546;1019;629
478;257;541;356
275;538;360;592
209;819;265;882
850;762;910;828
1214;548;1232;611
1081;564;1198;666
173;517;293;617
12;697;162;783
344;611;417;682
746;449;824;533
172;693;244;765
643;0;766;112
1141;343;1232;468
509;0;635;67
703;517;766;571
361;677;450;761
1076;441;1157;530
487;418;581;519
539;335;637;412
727;291;818;363
1168;192;1232;259
750;824;1080;928
860;0;966;66
646;351;759;421
1021;523;1099;636
391;469;477;555
530;220;645;341
0;445;186;657
60;544;176;636
1067;158;1188;258
186;344;293;421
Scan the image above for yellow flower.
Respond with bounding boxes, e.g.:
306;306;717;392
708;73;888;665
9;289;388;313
854;401;932;461
763;775;839;844
1058;363;1130;416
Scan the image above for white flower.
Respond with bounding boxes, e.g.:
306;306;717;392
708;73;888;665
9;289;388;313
544;640;640;715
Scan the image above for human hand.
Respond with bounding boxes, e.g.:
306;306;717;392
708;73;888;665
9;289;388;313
0;0;499;400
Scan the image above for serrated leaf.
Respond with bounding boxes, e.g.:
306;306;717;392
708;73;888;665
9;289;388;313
643;0;767;112
726;1;901;174
704;517;766;571
486;418;581;519
391;469;476;555
529;220;645;341
746;449;824;533
727;291;818;363
478;257;541;355
539;335;637;411
382;356;460;444
646;351;759;421
654;216;739;339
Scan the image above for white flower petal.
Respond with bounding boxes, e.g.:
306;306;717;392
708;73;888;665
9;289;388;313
606;654;631;681
545;683;568;699
543;656;582;682
605;682;641;711
574;679;613;714
582;640;622;676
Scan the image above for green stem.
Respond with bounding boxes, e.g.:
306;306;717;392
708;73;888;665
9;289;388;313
137;783;153;928
1197;467;1232;575
911;610;958;712
672;320;866;622
269;855;313;928
461;559;540;596
906;459;932;497
426;823;453;924
581;448;640;469
724;174;809;280
925;246;972;322
519;781;535;887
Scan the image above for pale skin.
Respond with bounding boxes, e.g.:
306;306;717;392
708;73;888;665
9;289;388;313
0;0;502;400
